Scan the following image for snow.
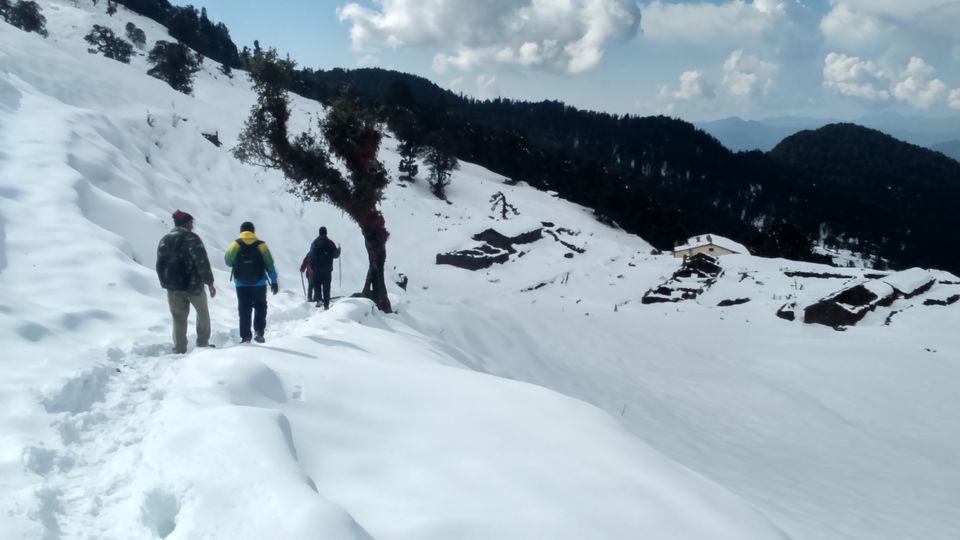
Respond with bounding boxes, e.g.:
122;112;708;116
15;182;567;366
881;267;935;296
2;3;960;539
674;233;749;254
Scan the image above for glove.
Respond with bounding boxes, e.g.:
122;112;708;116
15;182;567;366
270;282;279;295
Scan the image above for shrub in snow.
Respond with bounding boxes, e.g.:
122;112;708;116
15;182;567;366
234;49;393;313
147;41;202;95
85;25;133;64
4;0;48;37
125;22;146;49
106;0;117;16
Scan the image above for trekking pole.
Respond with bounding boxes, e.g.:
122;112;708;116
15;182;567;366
300;271;306;297
338;248;342;289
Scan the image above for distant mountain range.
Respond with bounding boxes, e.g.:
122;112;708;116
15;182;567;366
696;113;960;153
932;140;960;161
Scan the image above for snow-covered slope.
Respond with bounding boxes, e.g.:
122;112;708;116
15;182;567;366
1;3;959;539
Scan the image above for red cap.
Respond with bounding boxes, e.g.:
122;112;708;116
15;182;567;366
172;210;194;226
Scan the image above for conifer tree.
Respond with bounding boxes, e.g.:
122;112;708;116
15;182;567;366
423;132;458;200
397;139;419;181
146;40;202;95
6;1;48;37
234;49;393;313
125;22;146;49
85;25;133;63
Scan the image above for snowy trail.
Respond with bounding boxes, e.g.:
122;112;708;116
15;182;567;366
35;349;178;538
28;300;364;539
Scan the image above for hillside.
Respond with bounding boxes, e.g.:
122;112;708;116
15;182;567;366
2;2;960;540
769;124;960;271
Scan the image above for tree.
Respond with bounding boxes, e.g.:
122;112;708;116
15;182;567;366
146;40;202;95
6;1;48;37
423;132;459;200
490;191;519;219
233;50;393;313
125;21;146;49
397;139;419;181
0;0;10;19
85;25;133;63
106;0;117;16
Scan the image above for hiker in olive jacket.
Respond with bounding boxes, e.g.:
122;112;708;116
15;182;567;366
307;226;340;309
224;221;278;343
155;210;216;354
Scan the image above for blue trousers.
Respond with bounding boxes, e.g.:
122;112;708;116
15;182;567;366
236;285;267;339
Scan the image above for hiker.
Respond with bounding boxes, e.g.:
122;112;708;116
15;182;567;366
299;255;316;302
155;210;216;354
307;226;340;309
224;221;278;343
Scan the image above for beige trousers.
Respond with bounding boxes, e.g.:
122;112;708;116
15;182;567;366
167;289;210;353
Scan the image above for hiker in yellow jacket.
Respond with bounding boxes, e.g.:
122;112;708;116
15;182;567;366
224;222;278;343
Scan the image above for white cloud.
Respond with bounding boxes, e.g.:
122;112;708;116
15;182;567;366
674;70;715;101
822;52;890;101
891;57;947;108
950;89;960;109
822;53;953;108
819;3;895;50
722;50;777;98
337;0;641;74
826;0;956;20
641;0;784;44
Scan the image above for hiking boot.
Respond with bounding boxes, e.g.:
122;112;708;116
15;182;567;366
197;343;216;348
315;301;322;308
254;333;265;343
240;337;251;344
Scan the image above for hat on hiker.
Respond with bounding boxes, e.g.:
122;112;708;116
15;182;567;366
173;210;194;226
319;226;327;236
240;221;255;232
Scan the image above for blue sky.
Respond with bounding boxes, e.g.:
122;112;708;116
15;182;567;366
173;1;960;122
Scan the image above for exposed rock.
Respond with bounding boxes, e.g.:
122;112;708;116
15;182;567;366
803;281;896;328
923;294;960;306
718;298;751;307
783;270;853;279
436;245;510;271
776;302;797;321
437;227;545;270
642;253;722;304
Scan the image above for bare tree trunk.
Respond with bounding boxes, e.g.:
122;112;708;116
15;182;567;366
355;209;392;313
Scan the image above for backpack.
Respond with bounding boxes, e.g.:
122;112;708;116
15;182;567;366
232;239;265;285
157;232;191;291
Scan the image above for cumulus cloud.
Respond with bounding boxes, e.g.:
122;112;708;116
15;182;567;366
722;50;777;98
668;70;715;101
337;0;641;74
822;52;890;101
950;89;960;109
826;0;955;20
823;53;953;108
819;3;895;50
641;0;785;44
891;57;947;108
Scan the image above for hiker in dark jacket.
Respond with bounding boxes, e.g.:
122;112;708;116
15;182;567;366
299;255;316;302
155;210;216;354
307;226;340;309
224;221;278;343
